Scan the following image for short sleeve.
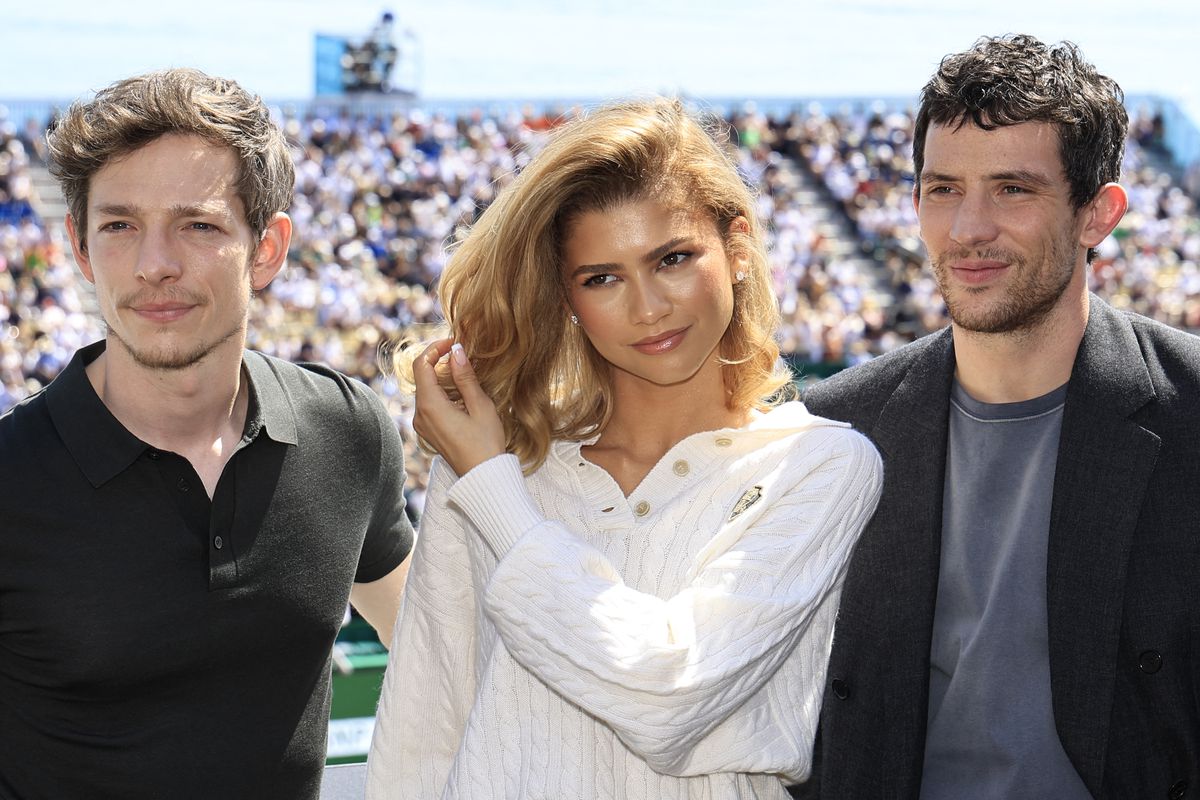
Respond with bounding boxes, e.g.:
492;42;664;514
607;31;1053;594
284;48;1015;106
354;386;414;583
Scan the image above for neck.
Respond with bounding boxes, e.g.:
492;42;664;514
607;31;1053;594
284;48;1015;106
952;288;1088;403
87;337;249;475
599;359;749;461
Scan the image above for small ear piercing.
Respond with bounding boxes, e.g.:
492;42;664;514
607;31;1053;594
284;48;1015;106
735;271;747;283
569;314;579;325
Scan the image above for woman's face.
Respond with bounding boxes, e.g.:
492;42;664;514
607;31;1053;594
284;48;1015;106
561;198;743;393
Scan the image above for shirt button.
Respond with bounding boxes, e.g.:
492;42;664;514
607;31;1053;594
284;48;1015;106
213;535;224;550
633;500;650;517
831;678;850;700
147;450;161;460
1169;780;1187;800
1138;650;1163;674
715;437;732;447
672;459;690;477
177;479;189;493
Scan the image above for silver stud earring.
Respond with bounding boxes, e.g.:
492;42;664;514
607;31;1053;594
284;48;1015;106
569;314;579;325
735;270;747;283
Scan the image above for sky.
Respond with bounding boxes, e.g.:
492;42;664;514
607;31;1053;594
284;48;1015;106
2;0;1198;115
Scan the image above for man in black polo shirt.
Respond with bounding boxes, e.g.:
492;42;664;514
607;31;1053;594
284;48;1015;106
0;69;413;798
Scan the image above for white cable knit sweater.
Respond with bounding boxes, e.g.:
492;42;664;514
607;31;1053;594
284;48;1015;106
366;402;882;799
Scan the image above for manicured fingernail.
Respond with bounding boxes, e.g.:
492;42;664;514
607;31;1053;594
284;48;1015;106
451;343;467;365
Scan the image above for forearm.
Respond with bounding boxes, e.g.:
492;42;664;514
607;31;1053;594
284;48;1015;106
349;555;410;649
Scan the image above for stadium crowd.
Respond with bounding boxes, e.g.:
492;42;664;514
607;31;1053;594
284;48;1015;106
2;101;1198;513
781;102;1200;337
1;114;103;417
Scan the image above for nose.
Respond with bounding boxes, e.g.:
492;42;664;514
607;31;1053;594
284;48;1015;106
630;274;671;325
134;227;184;284
948;191;1000;249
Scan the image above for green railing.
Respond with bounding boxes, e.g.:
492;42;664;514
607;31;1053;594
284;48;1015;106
328;619;389;765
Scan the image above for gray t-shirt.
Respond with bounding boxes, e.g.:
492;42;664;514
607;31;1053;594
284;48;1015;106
919;381;1091;799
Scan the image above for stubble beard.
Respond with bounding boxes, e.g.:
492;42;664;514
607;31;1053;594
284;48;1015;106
106;285;249;372
108;322;244;372
932;235;1077;336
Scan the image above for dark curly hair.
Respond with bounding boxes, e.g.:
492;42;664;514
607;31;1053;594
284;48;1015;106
912;34;1127;211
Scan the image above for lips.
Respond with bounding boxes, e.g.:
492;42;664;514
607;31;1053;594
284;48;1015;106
130;302;197;323
950;260;1009;285
631;327;689;355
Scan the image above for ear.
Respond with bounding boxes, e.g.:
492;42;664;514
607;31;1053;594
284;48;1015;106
1078;183;1128;249
727;215;751;281
65;214;95;284
250;212;292;291
912;184;921;214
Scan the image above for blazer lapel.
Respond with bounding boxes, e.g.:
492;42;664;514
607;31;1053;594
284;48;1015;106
1047;296;1161;792
869;328;955;787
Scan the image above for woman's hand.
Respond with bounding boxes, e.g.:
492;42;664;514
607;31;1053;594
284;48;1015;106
412;338;507;476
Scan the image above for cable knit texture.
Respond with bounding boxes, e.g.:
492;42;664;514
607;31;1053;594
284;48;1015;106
366;401;882;799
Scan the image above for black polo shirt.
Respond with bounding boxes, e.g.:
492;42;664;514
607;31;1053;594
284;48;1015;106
0;341;412;800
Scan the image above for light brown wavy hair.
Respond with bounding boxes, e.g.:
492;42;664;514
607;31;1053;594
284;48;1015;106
46;67;294;252
400;97;792;472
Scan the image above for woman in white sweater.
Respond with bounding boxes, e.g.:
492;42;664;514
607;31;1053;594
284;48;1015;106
366;99;882;799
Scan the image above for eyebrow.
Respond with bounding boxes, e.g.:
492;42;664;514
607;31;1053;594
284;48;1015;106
93;202;228;221
568;236;693;279
989;170;1056;188
920;169;1056;188
93;203;140;220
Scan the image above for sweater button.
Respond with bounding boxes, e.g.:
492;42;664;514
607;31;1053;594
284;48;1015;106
1139;650;1163;674
715;437;732;447
633;500;650;517
831;678;850;700
672;459;690;477
1168;779;1187;800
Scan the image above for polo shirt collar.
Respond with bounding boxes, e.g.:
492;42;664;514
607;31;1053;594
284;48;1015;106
241;350;299;447
45;342;298;489
45;341;145;488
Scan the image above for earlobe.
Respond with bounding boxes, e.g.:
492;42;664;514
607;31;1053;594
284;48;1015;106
251;212;292;291
1079;183;1128;248
732;253;750;284
65;214;95;284
725;217;752;284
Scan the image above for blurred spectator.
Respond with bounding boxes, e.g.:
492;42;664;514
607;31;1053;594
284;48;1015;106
4;102;1198;513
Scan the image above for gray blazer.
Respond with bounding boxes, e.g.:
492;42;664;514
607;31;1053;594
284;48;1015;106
795;295;1200;799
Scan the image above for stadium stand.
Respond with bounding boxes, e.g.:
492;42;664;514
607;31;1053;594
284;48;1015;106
3;102;1198;516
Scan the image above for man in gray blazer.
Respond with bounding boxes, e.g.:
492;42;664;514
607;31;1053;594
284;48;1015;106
795;34;1199;799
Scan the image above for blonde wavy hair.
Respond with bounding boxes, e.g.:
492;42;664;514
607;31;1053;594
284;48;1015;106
399;98;792;471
